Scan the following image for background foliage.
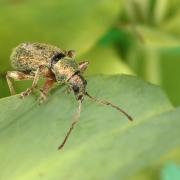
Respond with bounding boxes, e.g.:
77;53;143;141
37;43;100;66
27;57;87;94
0;0;180;179
1;75;180;180
0;0;180;106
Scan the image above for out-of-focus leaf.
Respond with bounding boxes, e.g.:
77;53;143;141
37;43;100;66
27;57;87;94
79;43;133;75
160;11;180;36
161;164;180;180
164;0;180;17
130;148;180;180
0;75;180;179
152;0;180;36
123;0;150;23
0;0;122;72
126;25;180;106
153;0;168;24
126;25;180;47
121;0;180;37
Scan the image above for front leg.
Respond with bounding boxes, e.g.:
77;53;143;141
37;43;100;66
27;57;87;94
39;79;56;104
38;66;57;104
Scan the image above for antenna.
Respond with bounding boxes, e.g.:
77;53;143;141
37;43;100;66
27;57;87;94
85;92;133;121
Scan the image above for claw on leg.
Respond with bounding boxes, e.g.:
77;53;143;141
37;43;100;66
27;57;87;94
20;87;35;99
63;87;71;95
38;89;48;104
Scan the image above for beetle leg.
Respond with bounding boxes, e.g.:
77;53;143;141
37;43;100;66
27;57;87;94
39;79;56;104
20;68;41;98
63;86;72;95
58;100;82;150
38;66;56;104
6;71;34;95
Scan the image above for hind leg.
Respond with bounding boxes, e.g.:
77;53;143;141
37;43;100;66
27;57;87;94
6;71;34;95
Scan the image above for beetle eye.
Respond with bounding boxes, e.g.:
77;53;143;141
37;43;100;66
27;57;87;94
51;53;65;66
72;85;79;93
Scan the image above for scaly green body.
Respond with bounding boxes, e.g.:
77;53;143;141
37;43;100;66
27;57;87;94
11;43;64;71
10;42;80;83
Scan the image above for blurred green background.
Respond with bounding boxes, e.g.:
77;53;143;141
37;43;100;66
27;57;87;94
0;0;180;179
0;0;180;106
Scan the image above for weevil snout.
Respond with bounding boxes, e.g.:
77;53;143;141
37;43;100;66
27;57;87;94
69;74;87;101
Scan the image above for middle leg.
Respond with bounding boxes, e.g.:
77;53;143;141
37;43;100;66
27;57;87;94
39;79;56;104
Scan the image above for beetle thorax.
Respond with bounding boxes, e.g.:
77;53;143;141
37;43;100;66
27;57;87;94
52;59;79;83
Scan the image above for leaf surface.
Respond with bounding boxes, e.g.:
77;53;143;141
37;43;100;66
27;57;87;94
0;75;180;180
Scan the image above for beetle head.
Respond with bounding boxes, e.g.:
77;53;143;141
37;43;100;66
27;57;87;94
69;73;87;101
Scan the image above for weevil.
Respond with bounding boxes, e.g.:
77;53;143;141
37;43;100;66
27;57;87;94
6;42;133;150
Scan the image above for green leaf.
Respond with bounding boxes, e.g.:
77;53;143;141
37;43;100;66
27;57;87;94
160;11;180;36
79;43;133;75
129;148;180;180
153;0;168;24
123;0;150;23
0;75;180;179
126;25;180;47
126;25;180;106
161;164;180;180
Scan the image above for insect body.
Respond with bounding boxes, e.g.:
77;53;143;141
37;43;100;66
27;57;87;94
6;42;133;150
